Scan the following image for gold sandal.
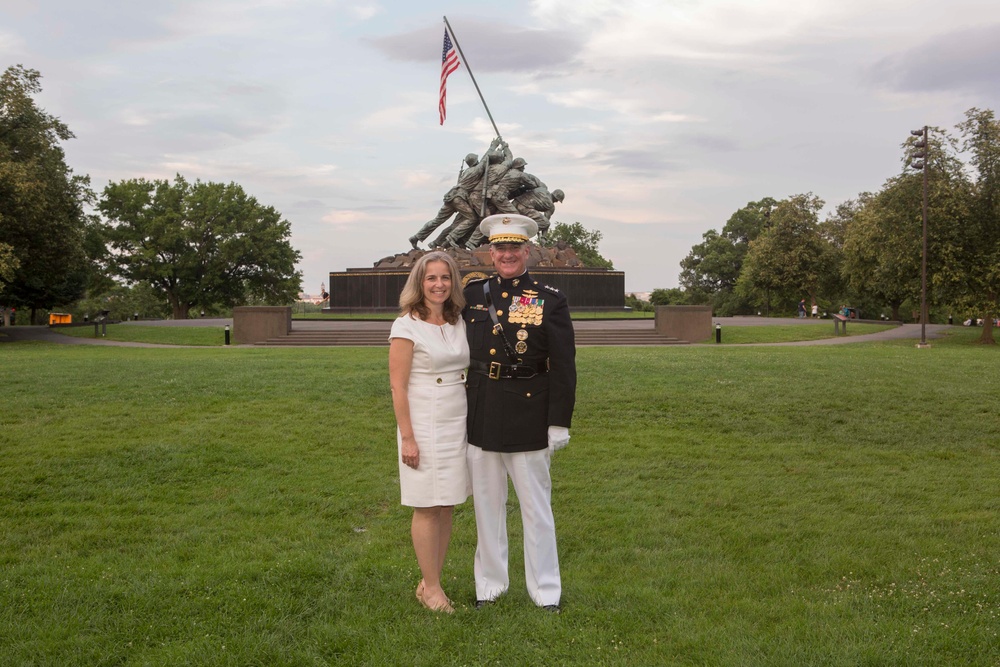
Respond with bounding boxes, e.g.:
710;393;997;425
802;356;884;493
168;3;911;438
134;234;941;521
417;587;454;613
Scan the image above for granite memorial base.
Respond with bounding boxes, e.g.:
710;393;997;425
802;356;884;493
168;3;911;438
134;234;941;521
326;266;626;313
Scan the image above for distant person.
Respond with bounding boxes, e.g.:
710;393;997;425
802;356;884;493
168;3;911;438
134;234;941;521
798;299;807;318
388;251;471;613
811;302;819;318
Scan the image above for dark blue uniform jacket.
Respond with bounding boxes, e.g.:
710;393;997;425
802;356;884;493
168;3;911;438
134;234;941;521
463;271;576;453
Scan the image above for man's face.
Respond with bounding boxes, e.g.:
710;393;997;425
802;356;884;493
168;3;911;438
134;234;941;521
490;243;529;279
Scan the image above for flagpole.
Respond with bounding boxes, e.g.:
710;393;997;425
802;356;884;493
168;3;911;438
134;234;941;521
443;16;501;139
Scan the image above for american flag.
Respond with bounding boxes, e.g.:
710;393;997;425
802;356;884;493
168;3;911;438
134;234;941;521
439;29;460;125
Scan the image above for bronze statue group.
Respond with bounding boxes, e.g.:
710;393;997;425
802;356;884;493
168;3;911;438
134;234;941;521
408;138;565;251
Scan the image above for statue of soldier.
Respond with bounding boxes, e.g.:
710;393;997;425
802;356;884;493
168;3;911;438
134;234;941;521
465;173;560;249
456;157;529;250
444;142;513;248
486;157;530;214
514;187;564;240
408;152;484;249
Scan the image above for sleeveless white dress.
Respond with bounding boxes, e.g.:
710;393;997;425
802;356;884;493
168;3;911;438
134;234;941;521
390;315;471;507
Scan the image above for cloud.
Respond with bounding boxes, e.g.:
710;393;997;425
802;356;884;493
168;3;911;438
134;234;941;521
402;170;439;191
368;19;583;72
359;92;431;130
322;209;369;226
0;29;27;55
651;112;705;123
867;23;1000;94
528;0;627;28
288;199;327;211
585;147;683;174
348;3;383;21
532;0;840;65
680;133;742;153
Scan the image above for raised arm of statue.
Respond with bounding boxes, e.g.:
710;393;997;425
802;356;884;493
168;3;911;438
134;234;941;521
500;141;513;163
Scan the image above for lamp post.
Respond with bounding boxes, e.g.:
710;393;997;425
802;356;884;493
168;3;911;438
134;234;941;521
909;126;929;348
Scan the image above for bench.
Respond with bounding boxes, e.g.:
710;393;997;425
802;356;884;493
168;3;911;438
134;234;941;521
833;313;849;335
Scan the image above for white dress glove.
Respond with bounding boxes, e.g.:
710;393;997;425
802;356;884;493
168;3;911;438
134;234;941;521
547;426;570;453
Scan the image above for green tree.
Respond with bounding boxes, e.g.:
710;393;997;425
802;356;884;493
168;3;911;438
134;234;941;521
842;129;968;322
73;281;171;322
680;197;776;314
813;196;870;314
946;108;1000;343
822;195;871;251
649;288;687;306
679;230;740;299
737;193;832;313
0;65;96;323
719;196;777;245
0;242;18;326
547;221;613;269
841;180;923;321
624;293;653;312
0;242;17;284
99;175;302;319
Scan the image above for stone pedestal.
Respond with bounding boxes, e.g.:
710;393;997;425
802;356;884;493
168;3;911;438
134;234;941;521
233;306;291;345
327;245;626;313
326;267;625;313
655;305;712;343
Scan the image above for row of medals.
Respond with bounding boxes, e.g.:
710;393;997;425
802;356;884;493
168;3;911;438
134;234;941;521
507;291;543;354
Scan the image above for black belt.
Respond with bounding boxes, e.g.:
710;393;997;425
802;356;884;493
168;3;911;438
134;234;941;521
470;359;549;380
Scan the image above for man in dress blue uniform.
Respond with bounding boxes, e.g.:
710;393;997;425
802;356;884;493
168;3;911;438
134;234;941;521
463;213;576;612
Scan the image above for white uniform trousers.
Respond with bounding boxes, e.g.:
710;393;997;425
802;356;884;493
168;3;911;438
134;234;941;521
467;445;561;606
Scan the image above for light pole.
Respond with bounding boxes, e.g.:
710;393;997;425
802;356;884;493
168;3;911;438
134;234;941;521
909;126;929;348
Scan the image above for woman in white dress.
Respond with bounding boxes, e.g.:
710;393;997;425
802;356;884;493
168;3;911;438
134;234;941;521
389;251;470;613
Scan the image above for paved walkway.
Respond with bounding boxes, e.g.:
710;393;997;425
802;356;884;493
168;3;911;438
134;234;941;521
0;317;953;347
713;320;952;346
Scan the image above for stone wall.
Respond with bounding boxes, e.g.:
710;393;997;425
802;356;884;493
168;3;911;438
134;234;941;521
233;306;291;345
655;305;713;343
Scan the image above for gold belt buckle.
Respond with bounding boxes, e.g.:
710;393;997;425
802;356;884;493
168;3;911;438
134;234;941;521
488;361;502;380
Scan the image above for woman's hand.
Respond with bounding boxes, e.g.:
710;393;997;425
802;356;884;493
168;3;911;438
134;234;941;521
401;435;420;469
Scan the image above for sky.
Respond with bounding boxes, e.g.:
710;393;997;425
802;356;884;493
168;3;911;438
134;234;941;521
3;0;1000;294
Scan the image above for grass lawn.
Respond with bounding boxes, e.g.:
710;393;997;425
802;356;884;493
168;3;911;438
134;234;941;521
1;334;998;665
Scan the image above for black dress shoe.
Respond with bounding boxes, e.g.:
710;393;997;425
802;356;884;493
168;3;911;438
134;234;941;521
542;604;561;614
475;599;491;610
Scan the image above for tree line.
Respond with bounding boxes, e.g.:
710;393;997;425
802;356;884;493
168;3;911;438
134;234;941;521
6;64;998;342
0;66;301;325
655;107;1000;344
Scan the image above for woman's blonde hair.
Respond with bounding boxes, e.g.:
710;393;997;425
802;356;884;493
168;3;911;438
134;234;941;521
398;251;465;324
